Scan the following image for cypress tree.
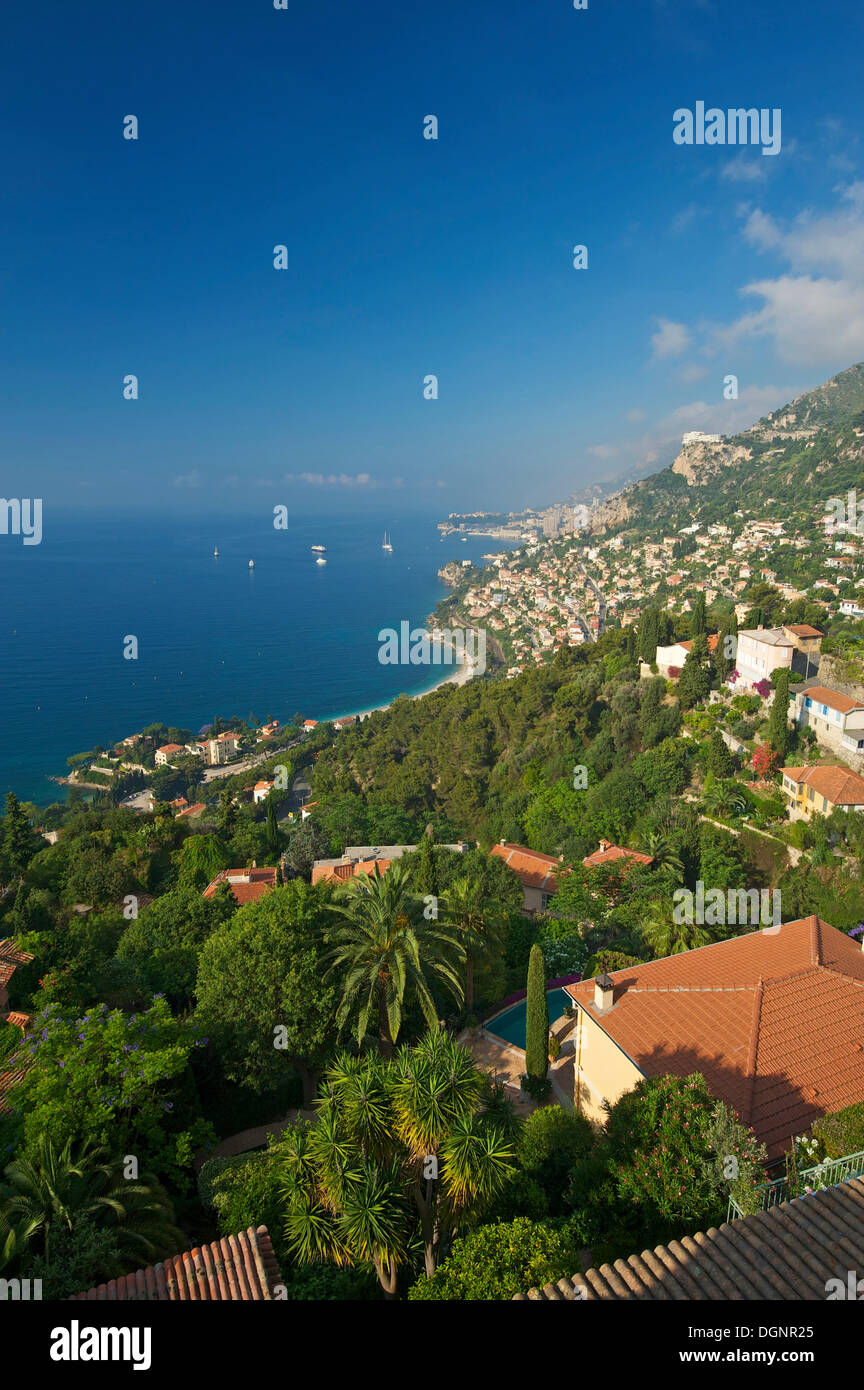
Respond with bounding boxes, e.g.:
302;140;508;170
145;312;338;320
3;792;34;880
768;671;791;759
524;943;549;1082
412;827;438;897
639;607;660;664
691;592;707;636
266;794;281;855
708;727;735;778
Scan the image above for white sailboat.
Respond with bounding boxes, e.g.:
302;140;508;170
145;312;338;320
213;546;219;557
248;559;255;568
382;531;393;551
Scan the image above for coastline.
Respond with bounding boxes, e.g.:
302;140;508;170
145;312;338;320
312;650;476;726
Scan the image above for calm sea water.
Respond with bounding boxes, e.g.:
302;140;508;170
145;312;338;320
0;510;514;805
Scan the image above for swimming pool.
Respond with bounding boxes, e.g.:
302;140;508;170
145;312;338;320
485;988;573;1049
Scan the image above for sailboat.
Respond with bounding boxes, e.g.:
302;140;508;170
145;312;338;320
248;559;255;568
382;532;393;552
213;545;219;557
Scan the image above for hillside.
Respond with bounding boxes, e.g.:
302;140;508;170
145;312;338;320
588;361;864;537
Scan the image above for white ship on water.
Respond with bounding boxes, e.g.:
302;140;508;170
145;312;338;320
311;545;326;552
382;532;393;551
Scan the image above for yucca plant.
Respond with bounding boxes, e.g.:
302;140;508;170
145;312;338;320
278;1032;517;1292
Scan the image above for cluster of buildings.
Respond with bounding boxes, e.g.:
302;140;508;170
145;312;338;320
452;475;864;679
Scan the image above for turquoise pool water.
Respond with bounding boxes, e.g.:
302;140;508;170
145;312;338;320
485;988;573;1048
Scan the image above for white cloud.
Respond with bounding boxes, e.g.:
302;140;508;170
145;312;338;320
669;203;704;234
720;154;768;183
626;409;645;422
679;363;709;382
173;470;200;488
707;186;864;366
587;443;618;459
651;382;801;438
286;471;374;487
717;275;864;366
651;318;692;359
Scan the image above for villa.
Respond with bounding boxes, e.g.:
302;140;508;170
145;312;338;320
312;841;469;885
779;763;864;819
788;681;864;759
490;842;564;913
733;624;822;689
562;916;864;1160
202;863;279;906
155;742;184;767
207;732;241;765
582;839;653;869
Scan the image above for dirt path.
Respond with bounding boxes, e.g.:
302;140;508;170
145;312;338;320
193;1109;316;1172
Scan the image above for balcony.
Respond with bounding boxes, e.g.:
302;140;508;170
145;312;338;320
728;1148;864;1221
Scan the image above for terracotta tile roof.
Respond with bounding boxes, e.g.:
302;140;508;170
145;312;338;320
680;634;720;653
490;843;563;892
567;916;864;1159
786;624;824;638
0;940;34;968
176;801;206;818
203;866;279;905
156;743;184;754
780;764;864;806
70;1225;282;1301
311;858;394;885
582;842;653;869
515;1177;864;1300
796;685;864;715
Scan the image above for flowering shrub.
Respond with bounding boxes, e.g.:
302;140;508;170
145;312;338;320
0;997;208;1185
751;744;778;777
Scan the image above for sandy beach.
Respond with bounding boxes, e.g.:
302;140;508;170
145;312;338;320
316;649;478;726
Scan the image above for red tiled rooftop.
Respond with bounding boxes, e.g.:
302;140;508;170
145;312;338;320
567;916;864;1158
203;866;279;905
311;858;394;885
582;841;653;869
781;763;864;805
795;685;864;715
490;842;563;892
70;1225;282;1301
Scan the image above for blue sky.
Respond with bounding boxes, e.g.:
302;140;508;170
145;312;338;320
2;0;863;516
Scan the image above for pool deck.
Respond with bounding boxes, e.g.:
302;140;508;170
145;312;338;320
457;1013;575;1115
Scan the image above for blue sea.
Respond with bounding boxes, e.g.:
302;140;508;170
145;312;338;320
0;510;515;805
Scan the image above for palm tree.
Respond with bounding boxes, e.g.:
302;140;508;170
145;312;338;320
640;830;684;881
326;860;465;1056
640;904;715;958
701;778;747;821
0;1136;183;1268
442;875;505;1016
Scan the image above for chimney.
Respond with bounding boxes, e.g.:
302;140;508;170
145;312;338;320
594;974;614;1012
